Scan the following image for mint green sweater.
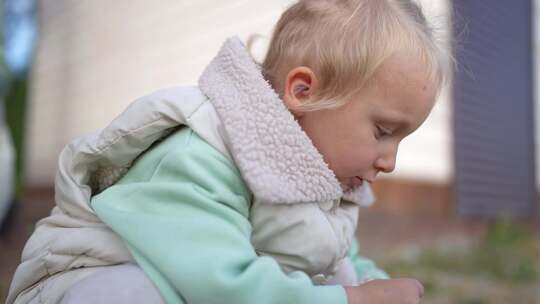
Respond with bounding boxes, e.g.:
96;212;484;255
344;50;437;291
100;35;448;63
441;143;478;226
91;127;387;304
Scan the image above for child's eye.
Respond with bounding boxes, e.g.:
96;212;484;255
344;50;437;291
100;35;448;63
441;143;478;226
375;125;392;139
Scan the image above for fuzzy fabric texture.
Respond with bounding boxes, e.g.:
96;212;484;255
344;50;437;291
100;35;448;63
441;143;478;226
199;36;374;206
88;36;374;207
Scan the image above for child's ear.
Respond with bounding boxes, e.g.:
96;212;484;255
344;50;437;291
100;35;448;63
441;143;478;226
283;67;318;117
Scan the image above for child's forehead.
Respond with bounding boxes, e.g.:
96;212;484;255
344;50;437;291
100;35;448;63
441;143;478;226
363;59;436;112
360;54;437;126
372;54;434;92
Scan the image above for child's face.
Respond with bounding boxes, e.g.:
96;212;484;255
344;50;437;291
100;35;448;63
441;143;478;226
283;53;437;191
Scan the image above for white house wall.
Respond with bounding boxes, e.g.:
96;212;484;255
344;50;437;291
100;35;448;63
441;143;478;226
26;0;452;186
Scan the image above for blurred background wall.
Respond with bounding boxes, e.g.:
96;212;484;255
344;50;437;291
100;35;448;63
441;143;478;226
2;1;540;302
453;1;537;217
25;0;454;190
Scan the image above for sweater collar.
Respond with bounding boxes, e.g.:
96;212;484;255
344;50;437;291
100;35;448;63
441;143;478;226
198;36;374;206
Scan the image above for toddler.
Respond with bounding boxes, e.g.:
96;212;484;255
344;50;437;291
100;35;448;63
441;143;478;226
7;0;450;303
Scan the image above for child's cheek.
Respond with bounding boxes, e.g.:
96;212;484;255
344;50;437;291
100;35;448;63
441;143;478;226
342;151;373;176
356;149;379;172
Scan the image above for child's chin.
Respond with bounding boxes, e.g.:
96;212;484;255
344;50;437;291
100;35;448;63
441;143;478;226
340;183;352;192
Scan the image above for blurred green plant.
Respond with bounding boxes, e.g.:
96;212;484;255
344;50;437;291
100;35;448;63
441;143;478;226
383;218;540;284
5;77;28;197
456;298;488;304
380;218;539;303
480;218;539;282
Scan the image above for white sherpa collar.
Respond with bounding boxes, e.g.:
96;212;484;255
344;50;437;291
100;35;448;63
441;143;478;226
198;36;374;206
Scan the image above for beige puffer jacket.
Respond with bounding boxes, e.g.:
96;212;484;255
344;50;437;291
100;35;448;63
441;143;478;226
7;36;374;304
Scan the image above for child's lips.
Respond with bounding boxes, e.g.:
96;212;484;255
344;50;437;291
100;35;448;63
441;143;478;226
340;176;366;192
351;176;364;187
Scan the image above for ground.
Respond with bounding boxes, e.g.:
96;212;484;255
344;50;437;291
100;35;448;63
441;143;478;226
358;211;540;303
1;189;539;303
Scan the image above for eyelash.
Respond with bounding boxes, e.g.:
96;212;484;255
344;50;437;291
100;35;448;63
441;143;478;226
375;125;392;139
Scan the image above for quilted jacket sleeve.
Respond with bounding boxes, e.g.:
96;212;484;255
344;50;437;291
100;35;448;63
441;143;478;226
90;128;347;304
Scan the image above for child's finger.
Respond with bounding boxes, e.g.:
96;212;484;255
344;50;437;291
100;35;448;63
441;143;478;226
412;279;424;298
397;278;425;298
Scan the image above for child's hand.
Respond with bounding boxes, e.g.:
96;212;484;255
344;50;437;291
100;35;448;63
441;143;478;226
344;278;424;304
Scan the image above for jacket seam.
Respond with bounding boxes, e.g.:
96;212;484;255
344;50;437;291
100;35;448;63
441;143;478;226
93;116;166;154
147;129;193;182
43;250;53;276
94;97;207;157
186;98;208;120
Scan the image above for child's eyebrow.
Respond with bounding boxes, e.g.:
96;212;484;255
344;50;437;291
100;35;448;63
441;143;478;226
377;112;411;132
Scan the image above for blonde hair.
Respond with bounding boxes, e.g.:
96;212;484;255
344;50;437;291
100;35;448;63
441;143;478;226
256;0;451;111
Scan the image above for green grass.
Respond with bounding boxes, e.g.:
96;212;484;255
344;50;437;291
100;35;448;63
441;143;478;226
380;219;539;303
383;219;539;283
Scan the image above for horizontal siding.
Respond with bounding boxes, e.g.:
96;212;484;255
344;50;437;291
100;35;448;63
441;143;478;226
453;0;537;217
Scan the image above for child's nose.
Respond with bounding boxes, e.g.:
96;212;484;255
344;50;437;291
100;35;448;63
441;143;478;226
375;149;397;173
375;156;396;173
